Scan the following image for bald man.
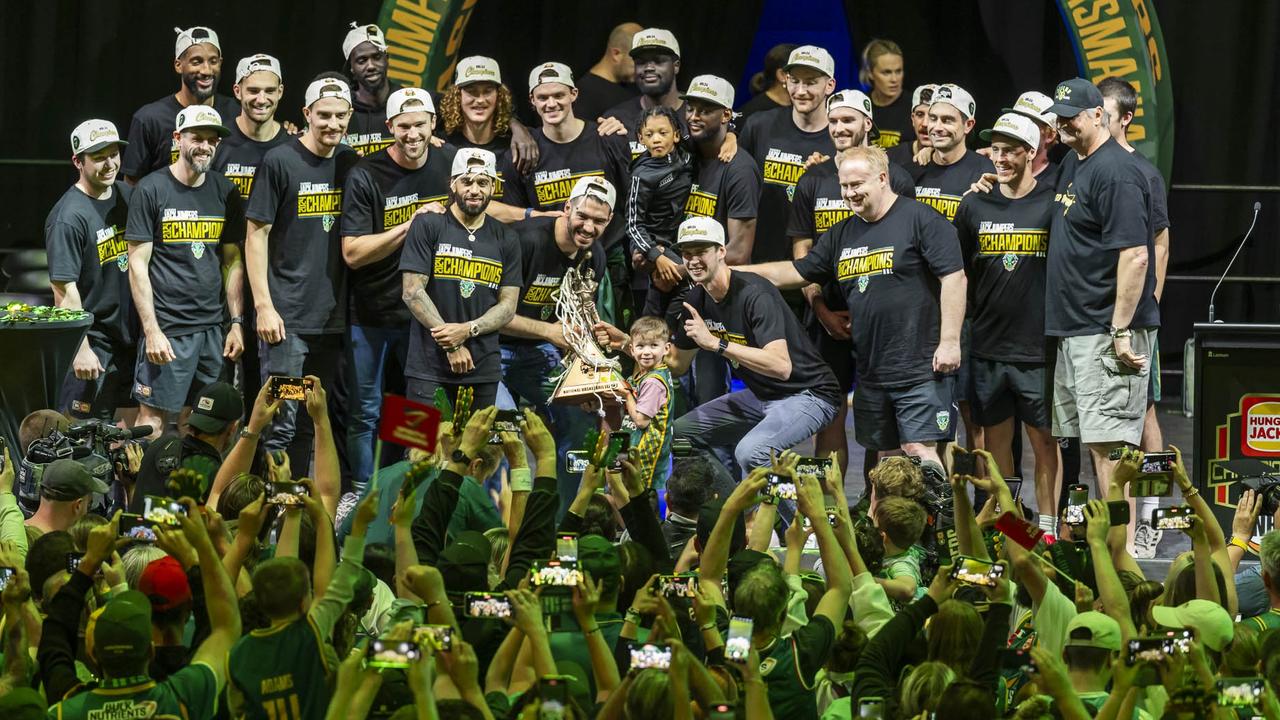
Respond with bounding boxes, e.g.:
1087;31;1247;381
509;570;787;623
574;22;642;123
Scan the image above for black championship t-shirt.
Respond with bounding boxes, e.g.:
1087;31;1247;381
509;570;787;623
682;150;763;227
122;94;242;179
345;83;403;157
738;107;835;263
499;122;626;212
212;122;292;200
399;212;522;383
1131;151;1170;234
45;182;135;345
911;150;994;222
788;157;916;309
954;182;1055;362
341;144;456;327
1046;138;1158;337
793;197;964;388
502;216;608;346
246;139;358;335
871;94;913;150
672;270;841;404
125;170;242;334
574;74;640;127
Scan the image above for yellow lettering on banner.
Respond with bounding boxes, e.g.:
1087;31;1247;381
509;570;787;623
1070;0;1119;26
433;256;503;286
1082;18;1132;61
389;5;441;55
446;0;479;55
297;191;343;217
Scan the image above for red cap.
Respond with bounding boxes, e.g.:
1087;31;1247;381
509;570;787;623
138;556;192;611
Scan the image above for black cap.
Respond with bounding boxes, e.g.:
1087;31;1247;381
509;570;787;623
40;457;109;499
187;382;243;434
1047;78;1104;118
438;530;491;593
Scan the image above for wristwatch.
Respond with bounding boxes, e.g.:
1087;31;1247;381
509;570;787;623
1109;325;1132;339
451;449;472;465
716;338;729;355
239;428;259;441
469;322;480;337
229;316;244;325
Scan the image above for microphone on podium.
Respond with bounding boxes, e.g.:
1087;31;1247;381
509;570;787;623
1208;201;1262;323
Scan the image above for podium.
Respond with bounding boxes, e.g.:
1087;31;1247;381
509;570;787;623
1192;323;1280;533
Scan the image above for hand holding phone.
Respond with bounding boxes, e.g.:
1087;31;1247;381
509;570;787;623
725;616;753;661
268;376;314;401
1064;484;1089;525
1151;505;1193;531
949;555;1005;587
628;642;672;670
952;449;978;477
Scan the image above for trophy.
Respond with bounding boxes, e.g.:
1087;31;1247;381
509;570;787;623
549;254;630;405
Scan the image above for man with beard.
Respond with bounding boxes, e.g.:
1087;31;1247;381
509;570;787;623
499;177;614;509
123;27;241;183
246;78;359;469
340;87;453;489
1098;75;1172;558
954;113;1059;534
789;90;915;475
342;21;538;172
1045;78;1157;537
400;149;521;408
126;107;244;437
885;83;936;171
595;217;841;473
739;46;836;274
47;120;136;421
746;146;966;466
602;28;687;159
575;22;642;124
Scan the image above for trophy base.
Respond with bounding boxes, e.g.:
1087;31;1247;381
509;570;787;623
550;359;630;405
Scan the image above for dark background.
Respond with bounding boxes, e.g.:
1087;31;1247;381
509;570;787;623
1;0;1277;398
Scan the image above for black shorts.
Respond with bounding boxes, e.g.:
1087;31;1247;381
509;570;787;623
853;375;956;451
970;356;1050;428
60;337;138;419
955;319;973;406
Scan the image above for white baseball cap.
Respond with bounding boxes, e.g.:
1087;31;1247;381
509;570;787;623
979;112;1040;149
70;119;127;155
235;54;283;84
342;21;387;59
681;75;735;109
528;62;575;92
630;28;680;58
175;106;231;138
827;89;874;119
455;56;502;87
305;78;353;108
911;83;939;108
569;176;617;210
386;87;436;120
1003;91;1057;127
930;83;977;119
785;45;835;78
451;147;498;178
174;26;220;59
674;216;726;248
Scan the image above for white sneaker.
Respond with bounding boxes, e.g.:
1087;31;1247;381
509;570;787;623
335;491;360;529
1132;521;1162;559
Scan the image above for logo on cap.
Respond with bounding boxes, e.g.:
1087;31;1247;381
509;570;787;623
177;114;186;128
72;136;81;151
90;127;113;141
1055;85;1071;101
198;397;214;411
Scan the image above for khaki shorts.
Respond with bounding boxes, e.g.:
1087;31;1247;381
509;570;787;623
1051;329;1155;446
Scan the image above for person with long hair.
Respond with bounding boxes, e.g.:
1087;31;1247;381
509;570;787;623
860;38;910;150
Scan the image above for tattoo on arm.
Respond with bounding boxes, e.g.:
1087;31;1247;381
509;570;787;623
402;272;445;329
472;287;520;335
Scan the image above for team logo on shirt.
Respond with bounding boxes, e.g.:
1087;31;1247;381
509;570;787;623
460;279;476;298
95;226;129;271
384;193;448;227
683;185;718;218
915;186;963;222
532;169;605;207
297;181;343;231
837;245;895;293
762;148;805;191
159;209;223;257
434;243;503;297
936;410;951;432
1056;184;1077;216
222;163;257;199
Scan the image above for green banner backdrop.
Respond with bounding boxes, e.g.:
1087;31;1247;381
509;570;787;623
1055;0;1174;182
378;0;478;94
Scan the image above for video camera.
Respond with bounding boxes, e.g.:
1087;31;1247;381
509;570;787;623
1240;474;1280;518
17;420;151;513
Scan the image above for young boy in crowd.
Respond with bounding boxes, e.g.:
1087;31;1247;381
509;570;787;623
621;316;675;489
874;495;928;608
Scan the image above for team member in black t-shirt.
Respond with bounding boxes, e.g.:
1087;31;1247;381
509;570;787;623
601;28;687;159
122;27;240;183
126;107;244;437
500;177;614;508
341;22;398;157
913;84;994;222
740;45;837;273
749;146;966;466
246;78;359;468
955;113;1059;534
861;39;910;150
789;89;916;474
1099;76;1173;557
47;120;136;421
1004;91;1060;183
439;56;513;201
885;84;936;170
340;87;453;489
1045;78;1158;523
597;217;841;473
400;149;521;409
574;22;643;125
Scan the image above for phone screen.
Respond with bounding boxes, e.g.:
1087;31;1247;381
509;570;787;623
0;566;16;591
1065;485;1089;525
950;556;1004;587
1151;506;1193;530
1217;677;1265;707
608;431;630;471
464;592;512;619
1140;452;1176;474
120;513;157;543
726;616;753;661
795;456;832;478
531;560;581;587
766;474;797;500
657;574;699;598
269;376;312;401
413;624;453;652
489;409;522;444
952;450;978;477
366;638;421;668
142;496;185;526
858;698;885;719
566;450;590;474
629;642;672;670
556;533;578;562
266;482;308;507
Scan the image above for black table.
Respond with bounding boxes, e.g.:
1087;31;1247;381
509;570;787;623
0;314;92;455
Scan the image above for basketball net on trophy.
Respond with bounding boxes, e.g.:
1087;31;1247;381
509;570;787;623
550;254;630;407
